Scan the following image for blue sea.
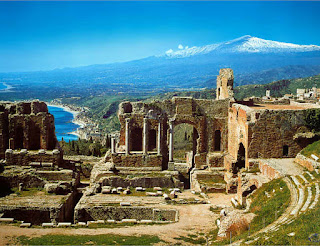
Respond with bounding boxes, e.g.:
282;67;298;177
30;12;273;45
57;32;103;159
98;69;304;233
48;105;79;142
0;83;8;90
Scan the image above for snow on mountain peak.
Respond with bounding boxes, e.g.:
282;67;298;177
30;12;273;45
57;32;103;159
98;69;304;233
161;36;320;58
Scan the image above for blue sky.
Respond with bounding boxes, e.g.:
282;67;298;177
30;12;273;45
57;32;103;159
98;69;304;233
0;1;320;72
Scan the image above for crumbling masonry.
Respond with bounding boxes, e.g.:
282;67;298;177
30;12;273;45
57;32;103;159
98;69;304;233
105;68;316;192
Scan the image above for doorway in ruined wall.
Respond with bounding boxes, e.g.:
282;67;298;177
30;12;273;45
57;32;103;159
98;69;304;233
29;124;41;150
214;130;221;151
131;128;143;151
148;129;157;151
173;123;198;166
233;143;246;174
15;126;24;149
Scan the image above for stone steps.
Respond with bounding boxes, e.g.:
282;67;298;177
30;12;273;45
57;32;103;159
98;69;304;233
300;186;312;212
290;175;304;216
299;174;309;184
291;176;301;188
309;182;319;209
306;171;315;180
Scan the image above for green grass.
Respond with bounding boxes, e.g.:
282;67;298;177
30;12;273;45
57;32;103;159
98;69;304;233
300;140;320;160
16;234;163;245
252;202;320;245
198;175;226;185
174;234;207;245
212;178;290;244
12;187;46;197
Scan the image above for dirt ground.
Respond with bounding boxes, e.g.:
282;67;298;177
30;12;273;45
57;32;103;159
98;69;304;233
0;192;234;245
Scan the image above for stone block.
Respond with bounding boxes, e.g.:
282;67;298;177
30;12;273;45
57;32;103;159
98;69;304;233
38;149;46;154
0;218;14;222
57;222;72;227
106;220;116;223
153;187;162;191
156;191;163;196
101;188;111;194
146;192;157;196
123;189;131;195
163;194;170;200
135;187;145;191
111;188;118;194
169;191;177;199
120;202;131;206
42;223;55;227
20;223;31;228
121;219;137;223
140;220;153;223
42;162;53;167
173;188;181;193
77;222;87;226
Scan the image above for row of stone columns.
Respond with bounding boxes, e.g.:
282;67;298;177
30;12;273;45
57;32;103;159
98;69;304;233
111;118;164;156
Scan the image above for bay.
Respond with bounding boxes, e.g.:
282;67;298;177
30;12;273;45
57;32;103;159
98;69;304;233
0;83;8;90
48;105;79;142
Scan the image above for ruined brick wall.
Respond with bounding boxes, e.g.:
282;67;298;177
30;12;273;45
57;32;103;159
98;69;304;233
111;154;163;169
216;68;234;100
5;149;62;167
228;103;311;168
74;206;178;222
259;160;281;179
248;110;309;158
117;96;230;169
227;104;252;169
0;101;57;158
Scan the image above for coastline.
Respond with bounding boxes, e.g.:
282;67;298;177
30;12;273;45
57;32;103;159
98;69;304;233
0;82;14;93
47;103;86;139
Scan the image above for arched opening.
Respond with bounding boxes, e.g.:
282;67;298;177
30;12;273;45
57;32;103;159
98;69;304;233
131;128;142;151
218;88;220;98
15;126;24;149
233;143;246;174
214;130;221;151
148;129;157;151
29;125;41;150
242;184;257;197
283;145;289;156
173;123;198;166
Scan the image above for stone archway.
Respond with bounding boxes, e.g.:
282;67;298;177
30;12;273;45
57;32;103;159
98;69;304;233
233;143;246;174
172;123;199;166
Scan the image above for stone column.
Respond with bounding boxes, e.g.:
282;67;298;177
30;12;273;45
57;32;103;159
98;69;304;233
169;119;174;162
9;138;14;150
157;120;162;156
125;118;130;155
111;137;116;154
143;118;148;155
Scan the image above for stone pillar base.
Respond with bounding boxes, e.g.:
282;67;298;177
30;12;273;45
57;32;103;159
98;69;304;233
168;162;175;171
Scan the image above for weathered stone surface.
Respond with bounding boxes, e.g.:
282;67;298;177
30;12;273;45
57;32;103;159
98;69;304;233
0;101;57;159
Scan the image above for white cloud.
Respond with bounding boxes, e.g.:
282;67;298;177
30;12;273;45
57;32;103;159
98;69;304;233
165;49;174;55
178;44;184;50
185;46;189;49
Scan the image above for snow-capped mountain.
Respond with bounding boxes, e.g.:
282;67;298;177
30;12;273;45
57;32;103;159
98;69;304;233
162;35;320;58
2;35;320;100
